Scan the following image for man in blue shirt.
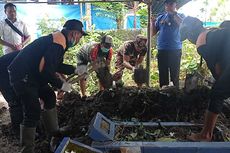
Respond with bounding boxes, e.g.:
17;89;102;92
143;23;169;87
152;0;184;88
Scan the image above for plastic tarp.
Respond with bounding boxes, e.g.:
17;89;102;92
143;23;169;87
0;4;140;31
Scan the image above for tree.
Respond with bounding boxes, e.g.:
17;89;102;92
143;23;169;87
93;2;127;29
196;0;230;22
136;3;148;28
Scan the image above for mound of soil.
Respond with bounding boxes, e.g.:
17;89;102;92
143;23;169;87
0;86;230;152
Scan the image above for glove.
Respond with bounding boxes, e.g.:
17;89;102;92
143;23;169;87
61;82;72;92
75;65;87;75
132;67;136;73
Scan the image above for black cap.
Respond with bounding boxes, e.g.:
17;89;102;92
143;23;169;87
63;19;88;36
164;0;177;4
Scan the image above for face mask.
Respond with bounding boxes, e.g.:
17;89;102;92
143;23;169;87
101;47;110;53
68;33;77;48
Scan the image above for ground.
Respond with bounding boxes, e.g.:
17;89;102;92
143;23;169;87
0;86;230;152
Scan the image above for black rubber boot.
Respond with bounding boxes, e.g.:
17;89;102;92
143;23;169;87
20;124;36;153
42;107;60;152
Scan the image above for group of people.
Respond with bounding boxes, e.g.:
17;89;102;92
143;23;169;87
0;0;230;153
153;0;230;142
0;2;148;153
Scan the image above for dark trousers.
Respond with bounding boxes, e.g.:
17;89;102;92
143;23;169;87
12;80;56;127
157;50;181;88
0;74;23;130
209;65;230;114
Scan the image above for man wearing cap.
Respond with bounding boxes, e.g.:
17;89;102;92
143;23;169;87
180;16;230;141
152;0;185;88
75;35;113;97
8;19;87;153
219;20;230;29
113;35;147;87
0;3;31;55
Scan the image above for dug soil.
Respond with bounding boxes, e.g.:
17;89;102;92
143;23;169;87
0;86;230;152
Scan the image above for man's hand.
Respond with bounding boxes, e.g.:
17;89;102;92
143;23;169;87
9;44;17;51
14;44;23;50
132;66;136;72
75;65;87;75
61;82;72;92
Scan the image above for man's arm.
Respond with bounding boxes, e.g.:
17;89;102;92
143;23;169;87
152;15;158;36
173;13;184;26
40;44;65;89
22;35;31;47
123;55;134;71
0;38;16;51
0;22;15;50
57;63;75;75
22;22;31;47
136;55;145;66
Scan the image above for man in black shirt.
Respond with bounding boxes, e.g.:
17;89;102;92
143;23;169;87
0;51;22;136
8;19;87;153
180;16;230;141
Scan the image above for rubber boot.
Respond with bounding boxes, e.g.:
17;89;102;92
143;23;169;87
41;107;60;152
20;125;36;153
9;106;23;136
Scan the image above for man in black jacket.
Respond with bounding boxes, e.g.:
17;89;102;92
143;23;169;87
0;51;22;136
180;16;230;141
8;19;87;153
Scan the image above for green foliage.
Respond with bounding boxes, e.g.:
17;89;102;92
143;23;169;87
136;3;148;28
92;3;127;29
37;17;66;35
37;17;211;95
196;0;230;22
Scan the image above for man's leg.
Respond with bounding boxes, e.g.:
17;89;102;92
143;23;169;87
13;82;40;153
0;85;23;136
187;111;218;141
39;85;59;152
157;51;169;87
187;66;230;141
169;50;181;89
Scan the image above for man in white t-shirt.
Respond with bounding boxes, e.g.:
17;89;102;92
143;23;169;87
0;3;31;55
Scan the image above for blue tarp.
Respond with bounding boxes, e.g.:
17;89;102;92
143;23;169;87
0;4;139;31
204;22;221;27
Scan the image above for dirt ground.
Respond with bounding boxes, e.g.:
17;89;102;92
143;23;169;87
0;86;230;152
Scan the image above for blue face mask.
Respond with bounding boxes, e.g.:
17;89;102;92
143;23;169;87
101;47;110;53
68;34;77;48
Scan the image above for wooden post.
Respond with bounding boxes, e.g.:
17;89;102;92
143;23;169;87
146;0;152;87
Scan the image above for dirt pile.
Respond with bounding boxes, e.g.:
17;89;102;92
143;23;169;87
0;86;229;153
57;86;212;139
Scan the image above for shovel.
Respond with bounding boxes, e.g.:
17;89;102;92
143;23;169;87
96;66;113;89
133;65;148;85
67;59;107;84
